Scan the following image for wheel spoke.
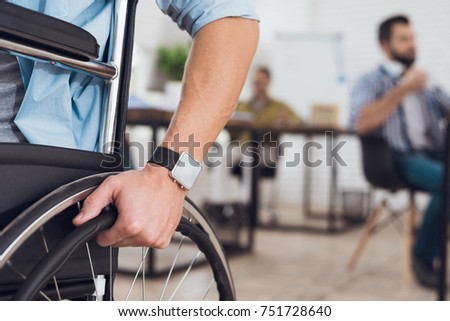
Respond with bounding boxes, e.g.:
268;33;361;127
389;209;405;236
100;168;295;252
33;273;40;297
85;243;99;299
6;261;51;301
109;247;113;301
39;227;62;301
125;247;150;301
168;251;202;301
159;236;186;301
201;279;215;301
141;247;146;301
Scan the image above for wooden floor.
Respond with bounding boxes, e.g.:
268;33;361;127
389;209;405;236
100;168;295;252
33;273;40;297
115;152;449;300
115;221;449;301
228;226;444;300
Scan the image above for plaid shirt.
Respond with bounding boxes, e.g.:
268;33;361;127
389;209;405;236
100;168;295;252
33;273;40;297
349;65;450;153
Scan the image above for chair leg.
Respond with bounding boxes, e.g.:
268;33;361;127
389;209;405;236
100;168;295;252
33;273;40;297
347;200;385;270
402;193;417;285
268;178;278;224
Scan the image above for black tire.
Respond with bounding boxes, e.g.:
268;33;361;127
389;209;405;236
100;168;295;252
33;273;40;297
13;199;235;301
0;173;234;301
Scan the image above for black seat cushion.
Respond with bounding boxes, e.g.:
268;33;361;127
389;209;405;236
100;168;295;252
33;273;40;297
0;144;121;230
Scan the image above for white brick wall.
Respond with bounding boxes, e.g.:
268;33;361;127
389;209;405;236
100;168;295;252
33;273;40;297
132;1;448;210
133;0;450;91
311;0;450;90
245;0;450;208
248;0;450;90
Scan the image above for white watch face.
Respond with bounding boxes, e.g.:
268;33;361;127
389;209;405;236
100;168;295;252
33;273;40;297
170;152;202;190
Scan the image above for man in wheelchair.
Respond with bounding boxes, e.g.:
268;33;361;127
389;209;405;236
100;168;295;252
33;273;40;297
0;0;259;300
0;0;259;247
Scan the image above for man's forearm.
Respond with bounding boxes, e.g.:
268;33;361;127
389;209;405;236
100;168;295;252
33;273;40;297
161;18;259;161
75;17;259;248
356;84;409;134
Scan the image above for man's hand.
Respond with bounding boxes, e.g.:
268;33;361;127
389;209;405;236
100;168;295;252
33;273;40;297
72;164;187;248
401;68;427;92
71;17;258;249
356;67;427;134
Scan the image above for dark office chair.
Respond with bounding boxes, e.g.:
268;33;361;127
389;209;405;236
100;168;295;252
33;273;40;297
347;135;420;285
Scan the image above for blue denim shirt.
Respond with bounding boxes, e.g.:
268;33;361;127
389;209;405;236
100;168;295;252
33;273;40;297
11;0;258;151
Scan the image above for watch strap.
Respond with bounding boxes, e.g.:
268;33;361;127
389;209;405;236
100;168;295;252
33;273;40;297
148;146;180;171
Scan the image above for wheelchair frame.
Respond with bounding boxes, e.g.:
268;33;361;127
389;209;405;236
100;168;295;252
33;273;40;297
0;0;235;301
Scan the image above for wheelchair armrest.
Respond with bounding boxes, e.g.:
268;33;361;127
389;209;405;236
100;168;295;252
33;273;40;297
0;2;99;61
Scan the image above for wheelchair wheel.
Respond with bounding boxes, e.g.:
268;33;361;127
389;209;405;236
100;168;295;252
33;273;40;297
1;175;235;301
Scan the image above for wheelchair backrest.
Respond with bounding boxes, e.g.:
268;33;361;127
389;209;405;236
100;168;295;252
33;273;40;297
0;0;138;221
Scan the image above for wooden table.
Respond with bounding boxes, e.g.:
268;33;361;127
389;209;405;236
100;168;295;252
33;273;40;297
127;108;360;250
127;108;348;134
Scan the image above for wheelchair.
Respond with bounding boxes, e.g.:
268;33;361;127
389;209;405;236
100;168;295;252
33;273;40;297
0;0;235;301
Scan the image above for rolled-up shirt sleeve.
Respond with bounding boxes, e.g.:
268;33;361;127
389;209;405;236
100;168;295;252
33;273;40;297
155;0;259;37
